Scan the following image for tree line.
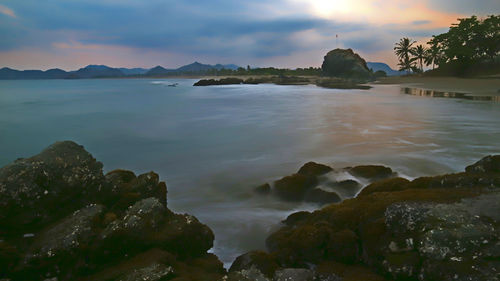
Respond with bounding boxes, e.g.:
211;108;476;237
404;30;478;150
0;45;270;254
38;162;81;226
394;15;499;73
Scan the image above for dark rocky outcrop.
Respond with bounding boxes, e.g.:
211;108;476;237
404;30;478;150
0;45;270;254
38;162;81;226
321;49;371;79
193;78;244;86
273;173;319;201
239;155;500;281
229;250;279;278
347;165;396;181
254;162;392;205
0;141;224;281
254;183;271;195
297;162;333;177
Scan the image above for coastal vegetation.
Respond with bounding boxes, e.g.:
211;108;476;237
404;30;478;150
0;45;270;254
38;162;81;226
395;15;500;76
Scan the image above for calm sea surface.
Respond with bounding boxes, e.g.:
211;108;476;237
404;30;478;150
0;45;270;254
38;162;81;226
1;79;499;266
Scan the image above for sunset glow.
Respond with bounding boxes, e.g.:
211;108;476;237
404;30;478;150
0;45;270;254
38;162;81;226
0;0;497;70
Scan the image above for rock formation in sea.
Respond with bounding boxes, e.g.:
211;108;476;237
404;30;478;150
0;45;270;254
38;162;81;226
233;156;500;281
321;48;371;79
0;141;225;280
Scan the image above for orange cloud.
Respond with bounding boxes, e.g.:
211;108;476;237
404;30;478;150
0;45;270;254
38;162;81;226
0;4;16;18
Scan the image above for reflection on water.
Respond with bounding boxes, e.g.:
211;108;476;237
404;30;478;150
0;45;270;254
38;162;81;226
402;87;500;102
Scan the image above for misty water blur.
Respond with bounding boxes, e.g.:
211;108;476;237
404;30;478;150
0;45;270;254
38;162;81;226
1;79;499;266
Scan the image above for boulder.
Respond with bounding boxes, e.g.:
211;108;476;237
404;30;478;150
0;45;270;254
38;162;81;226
274;268;314;281
347;165;395;181
297;162;333;177
273;174;318;201
327;179;362;198
465;155;500;173
118;263;173;281
357;177;410;197
379;192;500;280
254;183;271;195
193;78;244;86
0;141;222;280
315;261;387;281
0;141;104;235
229;251;279;278
104;169;167;211
27;204;104;259
304;188;341;205
226;267;270;281
321;49;371;79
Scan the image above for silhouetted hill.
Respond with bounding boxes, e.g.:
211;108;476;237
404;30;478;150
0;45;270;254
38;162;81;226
367;62;403;76
0;62;241;79
119;68;149;75
71;65;124;78
0;67;70;79
177;62;240;72
145;66;175;76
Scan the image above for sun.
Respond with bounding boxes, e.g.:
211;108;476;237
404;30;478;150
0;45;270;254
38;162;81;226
309;0;354;17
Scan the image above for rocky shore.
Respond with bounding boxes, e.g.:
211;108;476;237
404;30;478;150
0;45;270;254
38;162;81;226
232;157;500;281
0;141;224;281
1;141;499;280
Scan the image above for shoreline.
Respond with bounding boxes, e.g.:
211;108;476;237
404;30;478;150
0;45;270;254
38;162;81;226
373;76;500;97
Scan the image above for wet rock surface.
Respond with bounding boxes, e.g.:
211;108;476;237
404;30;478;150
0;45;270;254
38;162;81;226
0;141;224;281
3;141;500;281
255;162;393;205
243;155;500;281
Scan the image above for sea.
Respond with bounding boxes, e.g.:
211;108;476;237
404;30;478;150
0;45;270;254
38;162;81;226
1;78;499;266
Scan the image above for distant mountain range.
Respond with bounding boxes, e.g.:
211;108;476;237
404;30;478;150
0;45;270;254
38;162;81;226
0;61;401;79
366;62;404;76
0;62;241;80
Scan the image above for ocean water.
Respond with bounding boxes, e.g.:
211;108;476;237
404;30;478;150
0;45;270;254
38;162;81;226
1;78;499;266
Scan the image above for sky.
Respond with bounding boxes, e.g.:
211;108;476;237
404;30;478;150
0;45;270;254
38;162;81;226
0;0;498;70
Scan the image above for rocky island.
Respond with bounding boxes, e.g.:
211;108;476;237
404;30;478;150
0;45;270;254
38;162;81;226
1;142;499;280
193;49;375;90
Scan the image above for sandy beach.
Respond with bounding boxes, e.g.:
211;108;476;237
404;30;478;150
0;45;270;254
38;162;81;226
374;76;500;97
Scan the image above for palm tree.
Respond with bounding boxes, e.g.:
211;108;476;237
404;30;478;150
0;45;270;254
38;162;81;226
411;45;427;72
424;44;441;70
394;38;417;74
397;56;417;74
394;38;416;61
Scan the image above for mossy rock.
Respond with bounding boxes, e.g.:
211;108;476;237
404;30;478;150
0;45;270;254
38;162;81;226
297;162;333;177
347;165;395;181
229;250;279;278
465;155;500;173
254;183;271;195
283;211;311;226
304;188;341;205
315;261;388;281
273;173;318;201
327;179;362;198
357;177;410;197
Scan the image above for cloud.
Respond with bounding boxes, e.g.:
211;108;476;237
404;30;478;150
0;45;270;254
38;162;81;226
0;0;477;69
0;4;16;18
412;20;431;25
428;0;500;15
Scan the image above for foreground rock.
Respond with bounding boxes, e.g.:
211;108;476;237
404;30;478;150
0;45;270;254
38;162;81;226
0;141;224;280
237;155;500;281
